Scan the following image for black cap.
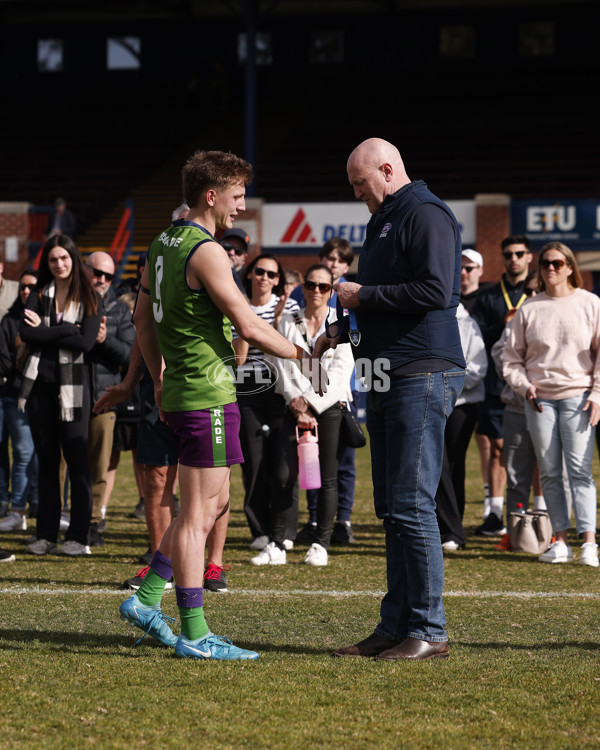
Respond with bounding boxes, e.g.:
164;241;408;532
220;228;250;251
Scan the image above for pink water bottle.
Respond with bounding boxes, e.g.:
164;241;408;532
296;425;321;490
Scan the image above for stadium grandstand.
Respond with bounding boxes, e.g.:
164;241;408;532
1;0;599;280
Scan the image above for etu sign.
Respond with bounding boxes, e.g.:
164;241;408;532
512;200;600;249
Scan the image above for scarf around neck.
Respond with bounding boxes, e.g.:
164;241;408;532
18;280;85;421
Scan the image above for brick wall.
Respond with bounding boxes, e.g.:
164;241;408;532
0;202;31;281
475;194;511;283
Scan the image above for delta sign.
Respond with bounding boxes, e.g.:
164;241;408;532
262;200;475;254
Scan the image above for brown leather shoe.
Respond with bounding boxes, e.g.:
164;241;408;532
376;636;449;661
332;632;399;658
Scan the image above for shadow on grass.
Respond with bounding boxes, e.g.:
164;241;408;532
457;640;600;652
0;628;166;652
0;629;330;657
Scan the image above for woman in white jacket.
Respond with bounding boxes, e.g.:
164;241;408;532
251;264;355;567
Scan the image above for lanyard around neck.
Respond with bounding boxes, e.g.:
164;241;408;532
500;279;527;311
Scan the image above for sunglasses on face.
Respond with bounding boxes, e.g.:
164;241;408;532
221;242;247;256
304;280;332;293
90;267;115;282
461;266;478;273
253;267;278;279
503;251;526;260
524;286;537;296
540;258;567;270
20;283;37;291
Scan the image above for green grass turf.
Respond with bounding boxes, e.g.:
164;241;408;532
0;438;599;749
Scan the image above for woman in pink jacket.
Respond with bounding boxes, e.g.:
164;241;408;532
502;242;599;567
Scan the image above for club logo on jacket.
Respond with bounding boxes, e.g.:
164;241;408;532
379;222;392;238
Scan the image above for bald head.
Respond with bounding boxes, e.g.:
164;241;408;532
85;251;115;296
347;138;410;213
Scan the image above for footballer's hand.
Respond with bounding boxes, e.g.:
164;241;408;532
93;382;131;414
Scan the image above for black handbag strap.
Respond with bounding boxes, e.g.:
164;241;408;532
292;311;313;353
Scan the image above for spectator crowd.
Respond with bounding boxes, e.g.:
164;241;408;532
0;224;598;572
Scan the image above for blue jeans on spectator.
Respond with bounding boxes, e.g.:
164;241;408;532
525;392;597;536
367;368;464;643
1;396;37;512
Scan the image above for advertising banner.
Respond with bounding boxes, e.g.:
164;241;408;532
511;199;600;250
262;200;476;253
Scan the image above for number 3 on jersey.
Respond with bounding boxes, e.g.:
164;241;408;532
153;256;164;322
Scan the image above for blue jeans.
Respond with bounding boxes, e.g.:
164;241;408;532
525;392;597;536
367;368;464;643
1;397;37;512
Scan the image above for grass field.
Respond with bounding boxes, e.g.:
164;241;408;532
1;438;599;750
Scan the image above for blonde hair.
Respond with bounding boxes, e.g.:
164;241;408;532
537;241;583;292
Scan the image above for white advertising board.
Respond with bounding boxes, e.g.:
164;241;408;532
262;200;475;251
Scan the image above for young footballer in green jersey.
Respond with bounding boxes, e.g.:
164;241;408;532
120;150;326;660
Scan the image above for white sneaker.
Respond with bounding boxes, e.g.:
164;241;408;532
250;541;286;566
579;542;599;567
283;539;294;551
57;540;92;556
27;538;58;556
249;535;269;550
441;540;460;551
0;511;27;531
538;540;573;564
304;542;328;566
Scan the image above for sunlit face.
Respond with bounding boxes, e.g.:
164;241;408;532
347;156;388;214
85;256;115;297
460;259;483;295
502;243;531;279
303;268;333;309
539;249;572;290
47;246;73;281
321;249;349;282
19;273;37;305
213;181;246;231
249;257;279;297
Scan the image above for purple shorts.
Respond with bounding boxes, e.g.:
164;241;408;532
165;403;244;468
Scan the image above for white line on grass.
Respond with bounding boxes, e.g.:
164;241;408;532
0;587;599;599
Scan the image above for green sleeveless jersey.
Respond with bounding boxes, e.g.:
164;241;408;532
147;221;236;412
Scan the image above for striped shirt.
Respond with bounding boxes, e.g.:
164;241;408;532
233;294;299;382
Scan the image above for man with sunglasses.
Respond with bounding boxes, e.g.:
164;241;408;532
85;251;135;546
220;227;250;295
460;249;485;313
471;235;533;536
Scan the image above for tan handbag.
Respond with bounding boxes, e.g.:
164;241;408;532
509;510;553;554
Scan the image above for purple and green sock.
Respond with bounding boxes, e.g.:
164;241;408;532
176;586;210;640
136;550;172;607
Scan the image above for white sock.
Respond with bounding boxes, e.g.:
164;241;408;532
482;497;491;518
533;495;546;511
489;496;504;518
